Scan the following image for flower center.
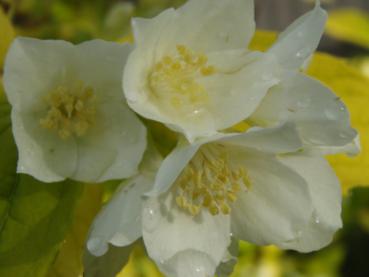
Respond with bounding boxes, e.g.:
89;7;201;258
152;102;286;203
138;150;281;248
40;82;96;139
174;144;251;216
148;45;216;115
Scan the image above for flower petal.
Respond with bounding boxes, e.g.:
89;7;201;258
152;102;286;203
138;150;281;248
277;153;342;252
132;0;255;54
159;250;217;277
230;150;313;246
72;101;146;182
4;37;74;112
145;142;200;196
142;192;230;275
87;175;151;256
269;2;327;71
197;51;280;135
220;123;302;154
251;74;357;148
12;111;76;182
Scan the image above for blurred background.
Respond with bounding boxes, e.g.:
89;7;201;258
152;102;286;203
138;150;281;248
1;0;369;276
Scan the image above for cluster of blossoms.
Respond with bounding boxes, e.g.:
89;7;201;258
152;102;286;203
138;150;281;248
3;0;359;276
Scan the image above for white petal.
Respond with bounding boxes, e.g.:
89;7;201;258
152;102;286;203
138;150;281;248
220;123;302;154
145;142;200;196
142;192;230;275
312;134;361;156
84;244;134;277
230;150;313;246
12;111;76;182
269;2;327;71
198;51;280;134
159;250;217;277
87;175;151;256
277;153;342;252
72;101;146;182
251;74;357;148
73;40;132;95
132;0;255;54
4;37;74;112
69;40;146;182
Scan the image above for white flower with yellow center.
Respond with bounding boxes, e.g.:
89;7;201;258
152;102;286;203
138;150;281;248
87;124;343;276
123;0;281;141
85;1;358;276
4;38;147;183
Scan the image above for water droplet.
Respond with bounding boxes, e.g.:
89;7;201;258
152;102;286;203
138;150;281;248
229;232;233;237
339;132;348;139
297;99;310;108
195;266;205;274
295;47;311;59
143;206;160;232
339;106;346;112
315;217;320;224
324;109;336;120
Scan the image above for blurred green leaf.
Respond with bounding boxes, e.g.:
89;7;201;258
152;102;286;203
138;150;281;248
326;9;369;49
48;185;103;277
0;99;83;276
0;7;15;68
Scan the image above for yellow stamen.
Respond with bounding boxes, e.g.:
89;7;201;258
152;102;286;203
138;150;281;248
148;45;217;115
174;144;251;216
40;82;96;139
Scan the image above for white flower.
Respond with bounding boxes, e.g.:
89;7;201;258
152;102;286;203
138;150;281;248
87;124;343;276
86;1;358;276
123;0;281;141
4;38;147;183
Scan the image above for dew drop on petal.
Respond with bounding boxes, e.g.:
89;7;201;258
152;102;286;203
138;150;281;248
142;205;160;233
324;109;337;120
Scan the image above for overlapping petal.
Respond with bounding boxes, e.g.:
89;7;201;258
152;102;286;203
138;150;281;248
251;74;357;150
4;38;147;182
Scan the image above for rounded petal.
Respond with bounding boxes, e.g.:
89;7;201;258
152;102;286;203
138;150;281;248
132;0;255;54
73;40;132;100
4;37;74;112
72;101;146;182
269;2;327;71
230;150;313;246
251;74;357;148
87;176;151;256
277;153;342;252
159;250;217;277
125;0;263;140
69;40;147;182
199;51;280;134
142;192;231;275
12;111;76;182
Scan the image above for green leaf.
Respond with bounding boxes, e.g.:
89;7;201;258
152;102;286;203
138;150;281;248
0;8;15;69
48;185;103;277
0;100;84;276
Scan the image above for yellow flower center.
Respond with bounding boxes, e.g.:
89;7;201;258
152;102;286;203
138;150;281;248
40;82;96;139
148;45;216;115
174;144;251;216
